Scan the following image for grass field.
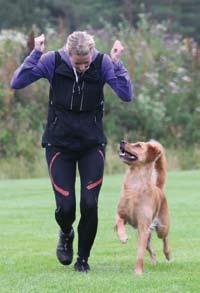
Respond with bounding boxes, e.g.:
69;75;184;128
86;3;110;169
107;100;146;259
0;170;200;293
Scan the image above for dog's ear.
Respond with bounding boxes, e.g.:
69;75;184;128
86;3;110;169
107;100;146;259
146;143;162;162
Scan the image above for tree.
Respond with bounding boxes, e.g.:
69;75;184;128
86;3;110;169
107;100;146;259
149;0;200;43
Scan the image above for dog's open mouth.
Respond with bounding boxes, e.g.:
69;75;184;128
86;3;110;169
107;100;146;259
119;145;138;161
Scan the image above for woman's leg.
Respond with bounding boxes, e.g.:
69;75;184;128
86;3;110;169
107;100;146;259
45;147;77;233
77;146;105;261
45;147;77;265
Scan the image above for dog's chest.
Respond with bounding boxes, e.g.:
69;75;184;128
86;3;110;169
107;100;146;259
124;166;157;193
122;177;158;227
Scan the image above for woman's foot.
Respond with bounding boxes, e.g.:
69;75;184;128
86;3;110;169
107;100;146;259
56;228;74;265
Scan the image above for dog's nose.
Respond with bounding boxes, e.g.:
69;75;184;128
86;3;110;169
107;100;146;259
120;140;126;146
120;140;127;150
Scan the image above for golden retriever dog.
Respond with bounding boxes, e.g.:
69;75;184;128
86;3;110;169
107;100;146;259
115;140;171;275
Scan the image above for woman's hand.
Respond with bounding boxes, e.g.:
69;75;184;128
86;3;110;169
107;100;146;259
110;40;124;63
34;34;45;52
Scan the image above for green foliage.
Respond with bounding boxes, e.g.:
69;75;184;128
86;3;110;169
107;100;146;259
0;37;49;161
0;0;50;31
0;0;122;33
102;17;200;148
0;0;200;43
0;18;200;178
150;0;200;43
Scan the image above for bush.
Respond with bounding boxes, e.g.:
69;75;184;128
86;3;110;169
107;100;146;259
0;17;200;178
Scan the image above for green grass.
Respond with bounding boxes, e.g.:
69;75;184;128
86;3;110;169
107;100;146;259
0;170;200;293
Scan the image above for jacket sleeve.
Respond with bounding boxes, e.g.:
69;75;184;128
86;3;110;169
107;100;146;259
101;54;134;102
10;49;55;89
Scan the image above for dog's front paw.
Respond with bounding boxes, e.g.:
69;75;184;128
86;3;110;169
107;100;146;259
135;259;144;276
134;268;143;276
118;232;128;244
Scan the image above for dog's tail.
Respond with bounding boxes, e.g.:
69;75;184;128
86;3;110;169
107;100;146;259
155;146;167;190
149;140;167;190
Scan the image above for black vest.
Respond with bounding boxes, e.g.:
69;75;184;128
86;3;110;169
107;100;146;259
42;51;107;150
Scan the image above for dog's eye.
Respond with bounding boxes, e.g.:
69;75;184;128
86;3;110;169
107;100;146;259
134;143;142;148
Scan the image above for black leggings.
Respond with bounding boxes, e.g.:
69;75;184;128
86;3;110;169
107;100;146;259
45;145;105;258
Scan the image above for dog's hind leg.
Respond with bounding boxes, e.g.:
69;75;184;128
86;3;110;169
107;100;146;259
163;237;170;260
156;197;171;260
146;233;156;265
115;213;128;244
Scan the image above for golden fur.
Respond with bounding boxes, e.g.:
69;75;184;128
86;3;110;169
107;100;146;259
115;140;171;275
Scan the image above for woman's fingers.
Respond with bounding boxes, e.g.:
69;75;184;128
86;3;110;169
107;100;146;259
34;34;45;52
110;40;124;63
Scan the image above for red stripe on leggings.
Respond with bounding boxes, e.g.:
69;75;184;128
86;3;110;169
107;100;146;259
86;178;103;190
49;152;69;197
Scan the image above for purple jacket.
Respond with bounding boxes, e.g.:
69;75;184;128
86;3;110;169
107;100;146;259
10;47;134;102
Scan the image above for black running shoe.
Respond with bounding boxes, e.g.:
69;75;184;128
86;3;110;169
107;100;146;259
74;257;90;272
56;228;74;265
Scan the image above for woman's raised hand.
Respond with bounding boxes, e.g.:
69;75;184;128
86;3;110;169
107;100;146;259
34;34;45;52
110;40;124;63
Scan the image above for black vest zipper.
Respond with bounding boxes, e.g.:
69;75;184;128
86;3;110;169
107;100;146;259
70;82;76;110
80;81;85;111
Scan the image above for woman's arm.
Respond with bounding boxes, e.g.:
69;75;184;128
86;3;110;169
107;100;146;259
10;34;55;89
102;40;134;102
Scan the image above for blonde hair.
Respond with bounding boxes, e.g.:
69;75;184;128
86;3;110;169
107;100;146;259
66;31;95;56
